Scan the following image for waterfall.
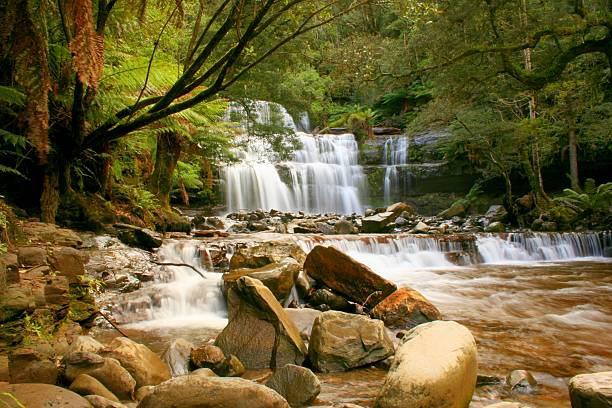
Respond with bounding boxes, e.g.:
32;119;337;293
382;137;408;205
222;101;366;214
113;240;227;328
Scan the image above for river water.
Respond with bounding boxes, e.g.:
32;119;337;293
100;232;612;407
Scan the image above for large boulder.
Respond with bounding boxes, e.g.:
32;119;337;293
374;321;478;408
85;395;130;408
229;241;306;269
485;205;509;222
224;257;300;303
308;311;394;373
68;335;106;354
304;246;396;307
387;202;415;217
361;212;395;233
137;375;290;408
8;347;58;384
0;286;36;322
265;364;321;407
215;276;307;370
568;371;612;408
48;246;85;282
190;344;225;369
17;246;47;267
69;373;119;402
115;223;162;251
0;383;91;408
438;203;466;219
284;308;322;341
162;338;194;377
104;337;171;388
370;288;442;329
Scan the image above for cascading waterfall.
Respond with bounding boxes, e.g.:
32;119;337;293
382;137;408;205
222;101;366;214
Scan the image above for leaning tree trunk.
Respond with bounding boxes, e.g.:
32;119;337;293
568;128;580;191
149;132;182;209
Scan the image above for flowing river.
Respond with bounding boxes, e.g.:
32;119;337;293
99;231;612;407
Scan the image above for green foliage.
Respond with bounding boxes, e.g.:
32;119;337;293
327;104;379;142
0;391;26;408
554;179;612;215
114;184;160;216
452;183;484;209
21;313;55;342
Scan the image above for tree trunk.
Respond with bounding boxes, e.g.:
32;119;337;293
40;169;59;224
149;132;181;209
98;142;114;199
568;128;580;191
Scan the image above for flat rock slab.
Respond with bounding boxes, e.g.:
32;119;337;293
304;245;396;307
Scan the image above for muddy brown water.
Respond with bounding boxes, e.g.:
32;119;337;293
95;260;612;407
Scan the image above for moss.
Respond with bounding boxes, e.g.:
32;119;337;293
56;192;117;232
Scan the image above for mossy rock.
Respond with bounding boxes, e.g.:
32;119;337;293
68;300;98;325
57;193;117;232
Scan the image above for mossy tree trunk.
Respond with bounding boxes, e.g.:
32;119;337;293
149;132;181;209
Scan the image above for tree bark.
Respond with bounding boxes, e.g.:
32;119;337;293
568;128;579;191
40;166;60;224
149;132;181;209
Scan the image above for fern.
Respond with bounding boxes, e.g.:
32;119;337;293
0;86;26;106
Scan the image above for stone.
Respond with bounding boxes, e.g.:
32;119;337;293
284;308;322;341
115;223;162;251
229;241;306;269
604;247;612;258
48;246;85;281
308;311;394;373
213;354;246;377
69;335;106;354
162;338;194;377
485;205;509;222
0;252;19;284
215;277;307;370
295;270;316;299
0;383;91;408
387;202;415;217
316;222;335;235
44;275;70;306
334;219;354;234
362;212;395;233
568;371;612;408
304;246;396;307
483;403;528;408
485;221;505;233
309;288;352;312
190;344;225;369
137;375;289;408
374;321;478;408
85;395;130;408
20;222;84;248
65;352;136;400
135;385;156;401
224;257;300;303
192;368;217;377
0;286;35;322
17;246;47;267
506;370;537;390
438;203;466;219
9;347;58;384
104;337;171;388
370;287;442;329
411;221;429;233
541;221;558;232
265;364;321;407
69;373;119;402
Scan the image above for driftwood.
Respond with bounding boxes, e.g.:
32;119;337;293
152;261;207;279
97;310;130;338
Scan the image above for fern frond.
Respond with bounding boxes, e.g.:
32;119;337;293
0;86;26;106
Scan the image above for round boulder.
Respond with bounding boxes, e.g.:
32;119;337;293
265;364;321;407
162;338;194;377
0;383;91;407
69;373;119;402
374;321;478;408
104;337;171;387
568;371;612;408
190;344;225;369
370;287;442;329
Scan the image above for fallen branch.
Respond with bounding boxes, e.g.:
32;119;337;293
152;261;207;279
96;310;130;338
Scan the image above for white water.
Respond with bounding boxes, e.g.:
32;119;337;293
222;101;366;214
382;137;408;205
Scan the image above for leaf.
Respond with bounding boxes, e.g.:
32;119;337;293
68;0;105;90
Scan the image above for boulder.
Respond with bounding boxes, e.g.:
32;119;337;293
229;242;306;269
506;370;537;390
162;338;194;377
438;203;466;219
69;335;106;354
0;252;20;285
265;364;321;407
137;375;290;408
224;257;300;302
135;385;156;401
334;219;354;234
370;288;442;329
44;275;70;306
190;344;225;369
362;212;395;233
0;383;91;408
568;371;612;408
85;395;130;408
115;223;162;251
308;288;352;312
104;337;171;388
308;311;394;373
411;221;429;233
304;246;396;307
69;373;119;402
284;308;322;341
20;222;84;248
485;221;505;233
17;246;46;267
485;205;509;222
192;368;217;377
375;321;478;408
215;277;307;370
387;202;415;217
0;286;35;322
214;354;246;377
9;347;58;384
483;403;527;408
64;352;136;400
48;246;85;281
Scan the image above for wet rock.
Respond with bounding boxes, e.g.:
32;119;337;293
370;287;442;329
135;385;156;401
192;368;217;377
48;246;86;282
215;276;307;370
304;246;396;307
308;311;394;373
541;221;558;232
104;337;171;388
190;344;225;369
315;222;335;235
0;383;91;408
387;202;415;217
230;242;306;269
568;371;612;408
375;321;477;408
69;335;106;354
296;270;316;299
224;257;300;303
265;364;321;407
115;223;162;251
362;212;395;233
334;219;354;234
162;338;194;377
214;354;246;377
411;221;429;233
17;246;47;267
9;347;58;384
485;205;509;222
284;308;322;341
85;395;130;408
309;288;352;312
477;374;505;386
137;375;289;408
70;373;119;402
506;370;537;391
394;217;408;226
604;247;612;258
438;203;466;219
485;221;506;233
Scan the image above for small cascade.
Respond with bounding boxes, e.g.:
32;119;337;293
382;137;408;205
113;240;227;328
